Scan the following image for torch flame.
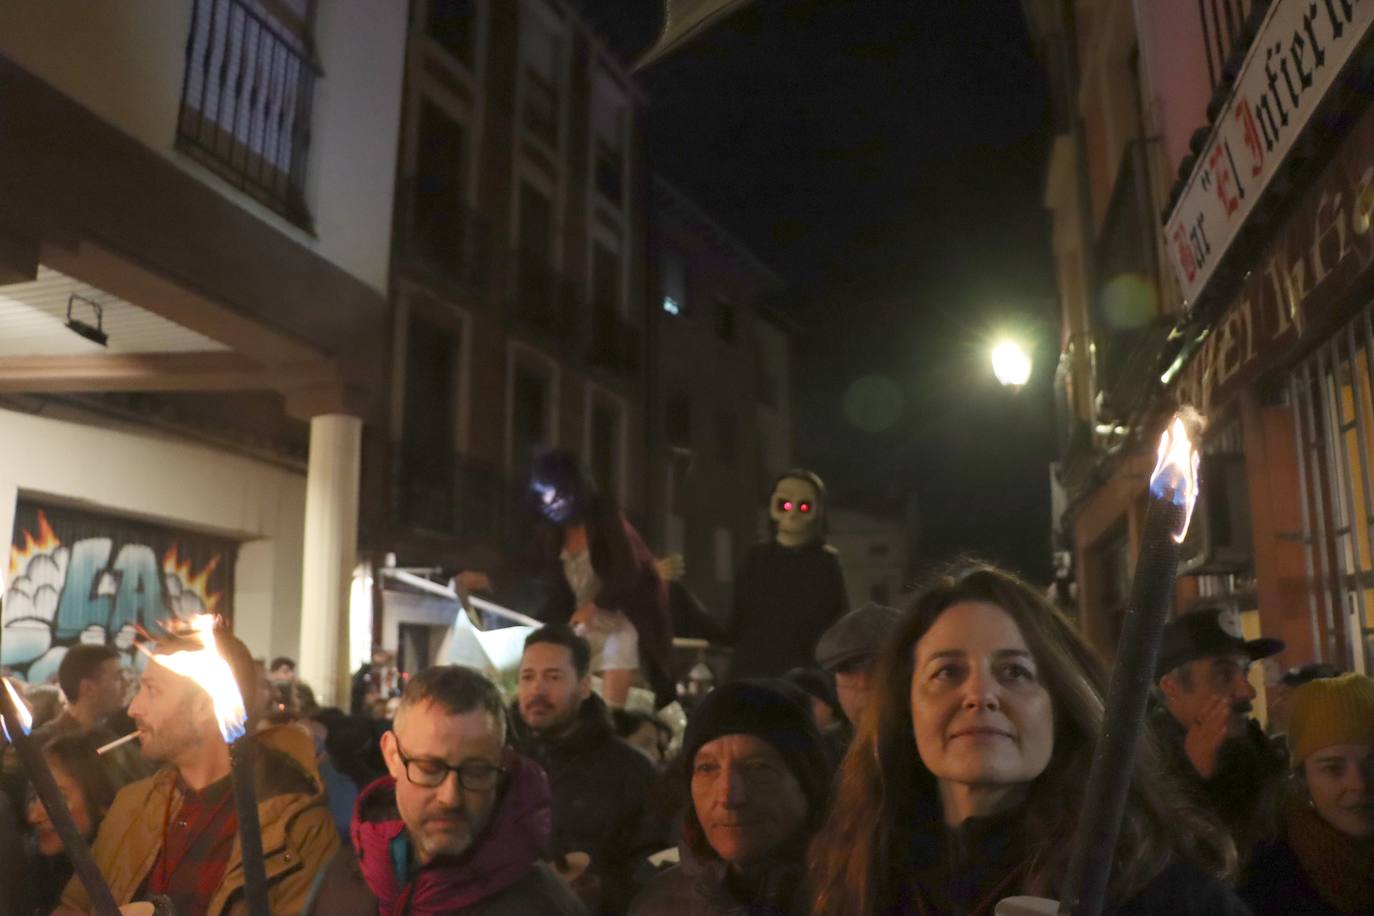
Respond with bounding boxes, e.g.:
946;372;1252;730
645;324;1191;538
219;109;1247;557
1;677;33;742
151;614;247;744
1149;412;1202;544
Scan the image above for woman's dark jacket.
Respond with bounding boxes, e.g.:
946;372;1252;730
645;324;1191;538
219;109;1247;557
1239;796;1374;915
894;811;1252;916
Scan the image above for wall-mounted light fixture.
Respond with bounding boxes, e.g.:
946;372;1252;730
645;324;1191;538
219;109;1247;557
66;294;108;347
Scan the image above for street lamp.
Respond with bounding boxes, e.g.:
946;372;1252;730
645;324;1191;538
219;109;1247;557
991;339;1032;389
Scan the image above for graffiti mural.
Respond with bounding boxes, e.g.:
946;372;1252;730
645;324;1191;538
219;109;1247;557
2;500;237;684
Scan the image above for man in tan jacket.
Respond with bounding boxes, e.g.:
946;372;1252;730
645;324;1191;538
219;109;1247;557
55;629;338;916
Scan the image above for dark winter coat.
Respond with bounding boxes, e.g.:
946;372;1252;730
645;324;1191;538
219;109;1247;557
628;840;808;916
729;541;848;680
305;752;586;916
1151;705;1286;859
897;811;1251;916
541;511;675;706
0;791;33;916
1239;796;1374;915
510;694;671;915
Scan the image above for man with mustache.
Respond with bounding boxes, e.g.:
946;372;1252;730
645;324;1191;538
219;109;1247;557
307;665;585;915
512;626;668;915
1153;606;1287;861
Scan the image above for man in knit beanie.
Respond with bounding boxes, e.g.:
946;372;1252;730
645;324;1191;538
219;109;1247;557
630;679;833;915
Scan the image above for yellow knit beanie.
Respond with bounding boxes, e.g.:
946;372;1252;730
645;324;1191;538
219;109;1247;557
1288;672;1374;765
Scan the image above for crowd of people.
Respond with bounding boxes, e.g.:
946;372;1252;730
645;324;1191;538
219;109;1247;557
1;449;1370;914
0;559;1369;915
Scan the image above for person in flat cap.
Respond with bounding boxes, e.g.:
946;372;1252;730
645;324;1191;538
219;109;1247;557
629;679;833;916
1151;604;1287;862
814;603;899;753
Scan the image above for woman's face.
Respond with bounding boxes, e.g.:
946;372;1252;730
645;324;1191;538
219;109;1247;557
1302;743;1374;838
910;601;1055;792
26;759;94;856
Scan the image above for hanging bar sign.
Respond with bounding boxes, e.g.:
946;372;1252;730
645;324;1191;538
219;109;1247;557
1164;0;1374;308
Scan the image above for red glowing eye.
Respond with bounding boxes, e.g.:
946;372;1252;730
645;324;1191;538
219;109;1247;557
783;501;794;512
799;502;811;513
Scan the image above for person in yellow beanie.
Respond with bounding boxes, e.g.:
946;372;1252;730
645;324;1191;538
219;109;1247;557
1239;672;1374;915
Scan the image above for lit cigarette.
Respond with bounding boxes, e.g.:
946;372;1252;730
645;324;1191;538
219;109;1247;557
96;731;141;755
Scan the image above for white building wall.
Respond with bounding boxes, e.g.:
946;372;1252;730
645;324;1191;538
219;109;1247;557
0;0;407;294
0;406;307;663
828;507;908;609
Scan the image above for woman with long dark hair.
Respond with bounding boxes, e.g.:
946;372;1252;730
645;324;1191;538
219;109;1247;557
808;562;1246;915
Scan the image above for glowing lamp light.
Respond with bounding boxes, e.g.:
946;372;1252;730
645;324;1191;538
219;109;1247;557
1148;412;1202;543
991;339;1032;388
0;677;32;742
152;614;247;744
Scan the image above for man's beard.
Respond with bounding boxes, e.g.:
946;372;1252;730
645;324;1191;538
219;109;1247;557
416;807;478;861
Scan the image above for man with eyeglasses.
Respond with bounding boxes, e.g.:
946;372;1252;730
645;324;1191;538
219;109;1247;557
306;665;585;915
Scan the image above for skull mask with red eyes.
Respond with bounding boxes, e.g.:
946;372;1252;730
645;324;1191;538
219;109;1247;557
770;475;823;547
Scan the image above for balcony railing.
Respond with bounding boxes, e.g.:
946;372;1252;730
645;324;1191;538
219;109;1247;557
395;176;493;295
1198;0;1255;89
495;248;582;344
177;0;319;227
587;305;642;378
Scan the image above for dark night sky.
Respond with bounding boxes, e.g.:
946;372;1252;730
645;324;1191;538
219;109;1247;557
598;1;1060;582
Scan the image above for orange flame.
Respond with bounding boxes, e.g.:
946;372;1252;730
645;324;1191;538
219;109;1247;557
1149;411;1202;544
163;546;224;616
8;511;62;580
1;677;33;742
151;614;247;743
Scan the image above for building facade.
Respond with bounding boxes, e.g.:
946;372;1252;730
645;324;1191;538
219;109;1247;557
828;505;910;609
355;0;658;671
1030;0;1374;698
649;176;787;625
0;0;409;704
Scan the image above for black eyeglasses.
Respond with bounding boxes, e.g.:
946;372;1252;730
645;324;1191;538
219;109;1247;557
391;734;506;790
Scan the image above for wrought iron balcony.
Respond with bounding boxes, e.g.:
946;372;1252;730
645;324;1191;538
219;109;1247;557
496;248;582;345
395;176;493;295
176;0;319;227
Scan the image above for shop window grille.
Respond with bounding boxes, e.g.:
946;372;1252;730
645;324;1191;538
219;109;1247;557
1289;304;1374;674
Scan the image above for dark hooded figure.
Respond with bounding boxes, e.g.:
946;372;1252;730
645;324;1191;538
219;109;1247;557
729;469;849;680
530;449;675;708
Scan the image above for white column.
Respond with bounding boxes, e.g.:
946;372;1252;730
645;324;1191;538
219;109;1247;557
298;414;362;708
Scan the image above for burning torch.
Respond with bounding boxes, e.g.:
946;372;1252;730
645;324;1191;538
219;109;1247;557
1;677;120;916
1058;409;1202;916
152;615;270;916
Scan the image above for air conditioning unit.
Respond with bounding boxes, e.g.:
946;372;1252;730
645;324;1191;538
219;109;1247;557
1180;452;1253;574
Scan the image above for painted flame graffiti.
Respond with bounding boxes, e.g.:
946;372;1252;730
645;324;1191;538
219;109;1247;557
8;511;61;580
163;546;223;617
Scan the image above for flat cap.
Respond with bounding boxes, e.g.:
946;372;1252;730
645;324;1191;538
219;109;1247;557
815;603;900;671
